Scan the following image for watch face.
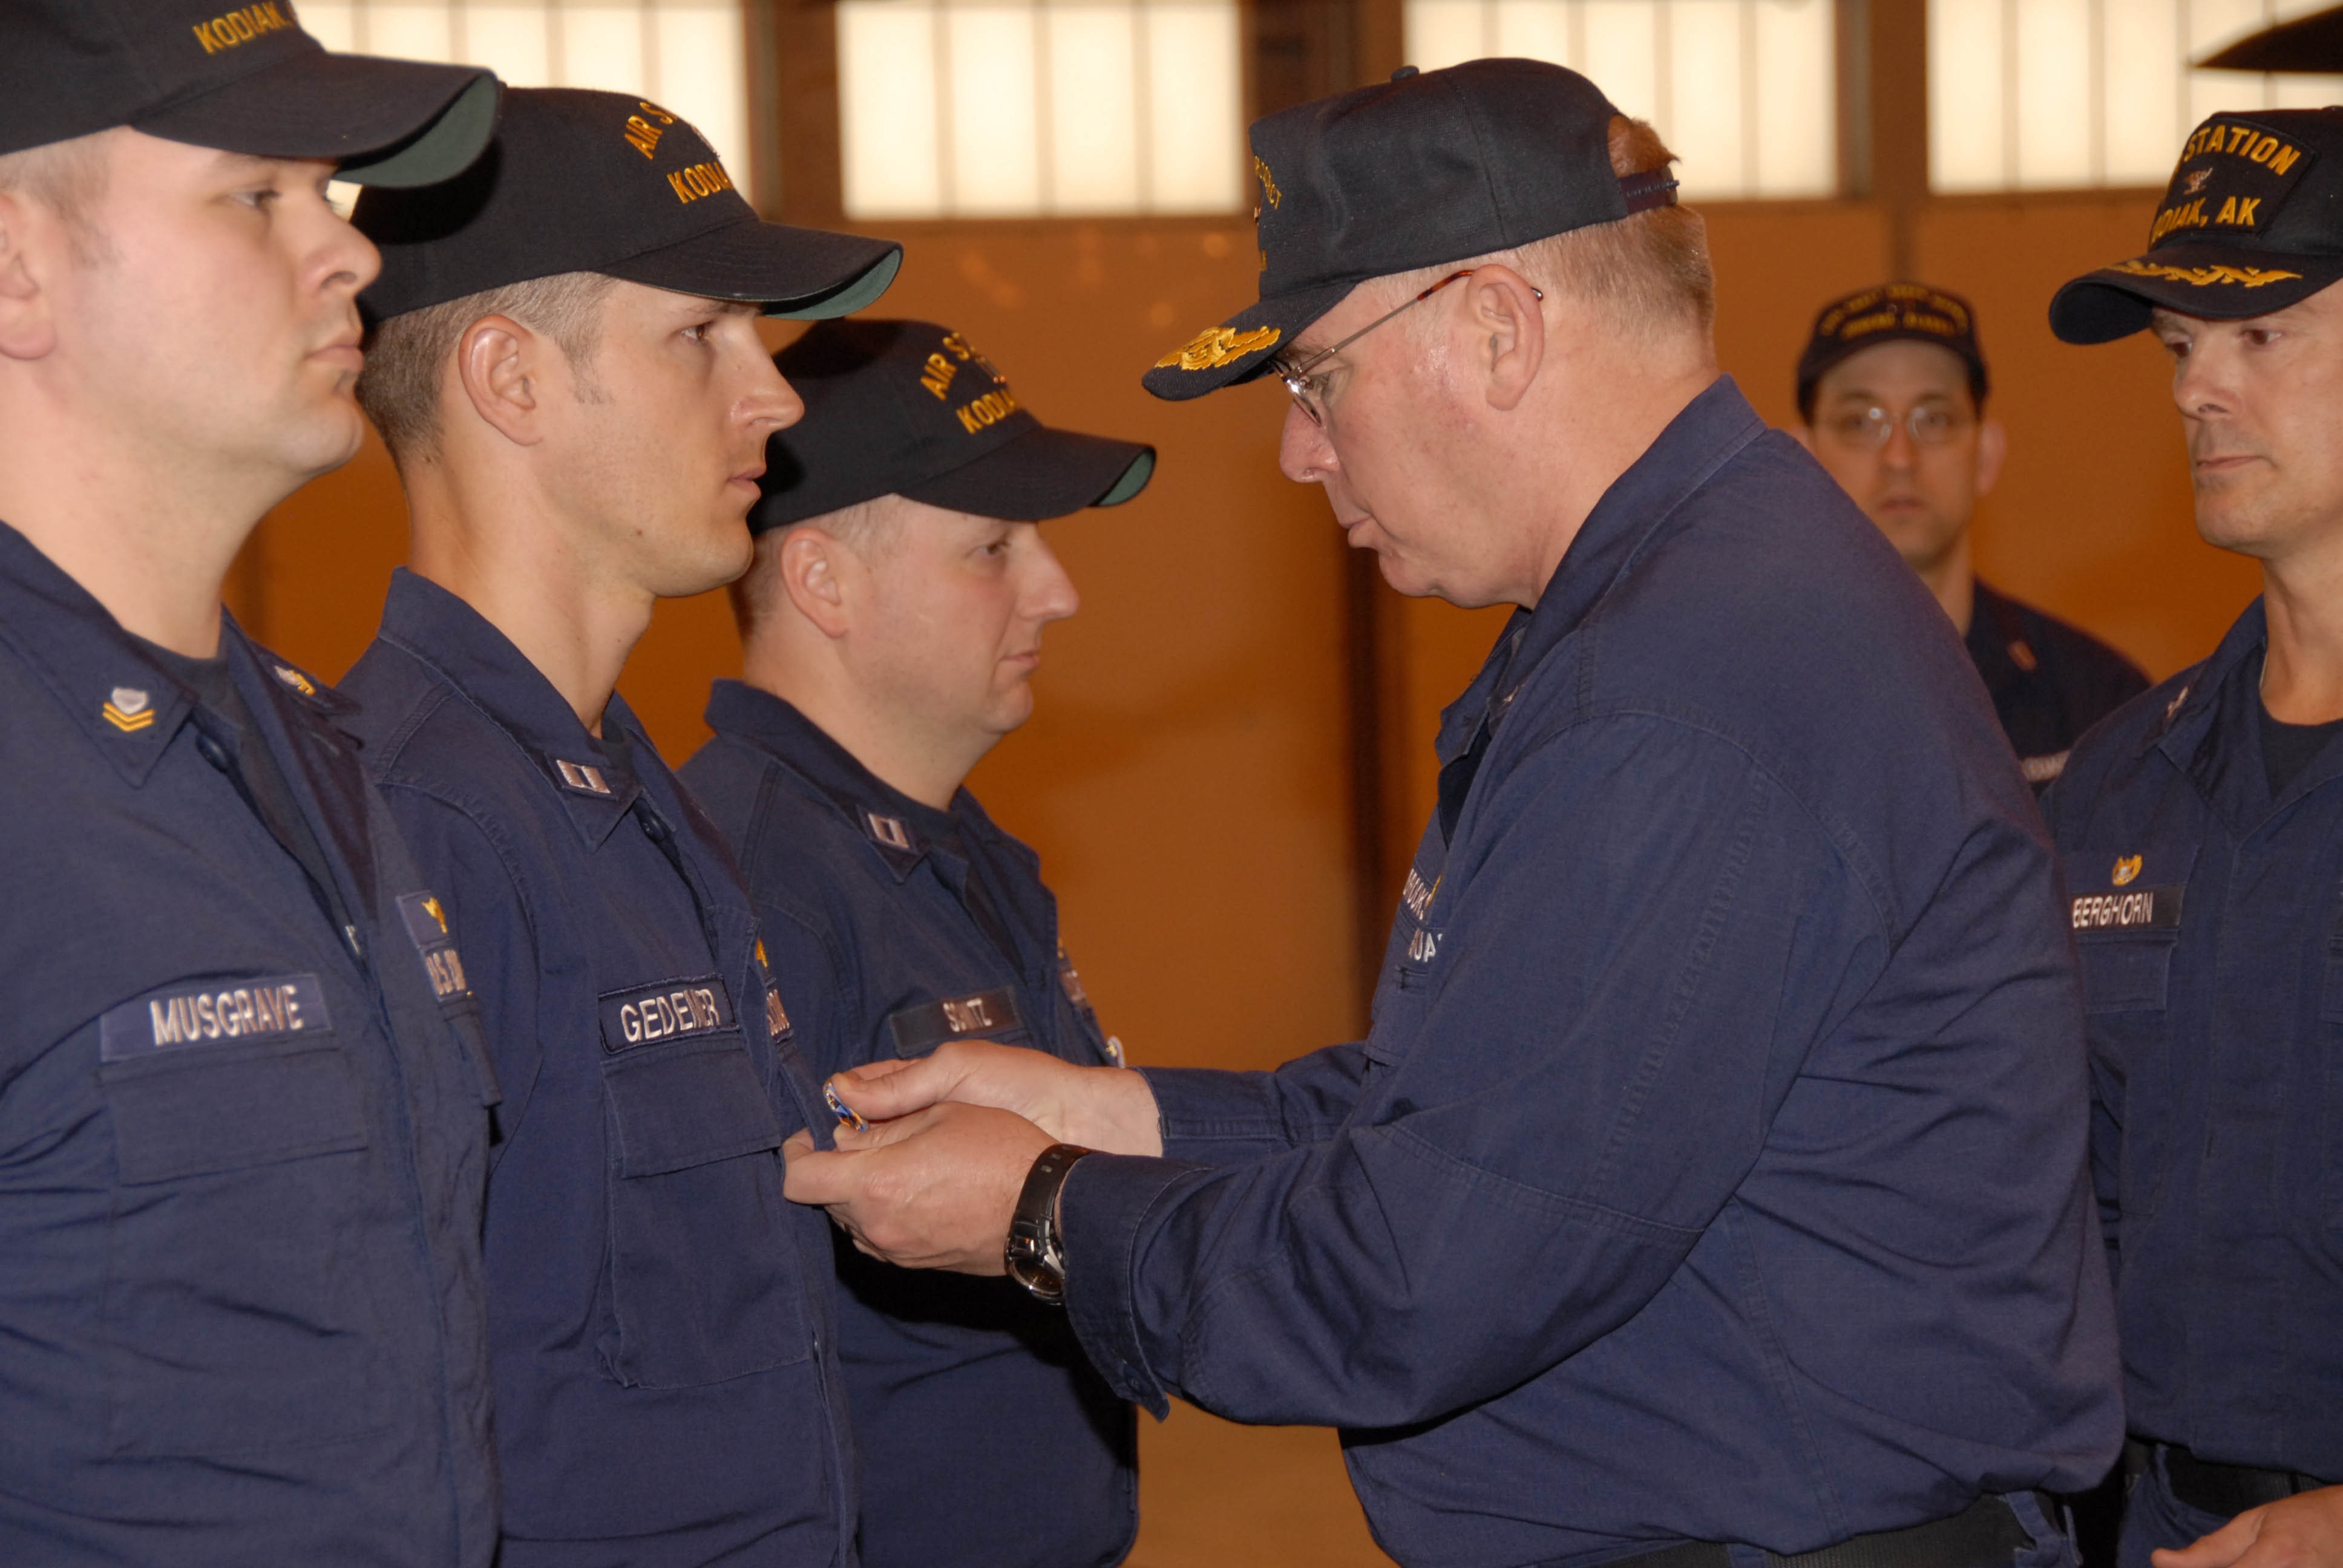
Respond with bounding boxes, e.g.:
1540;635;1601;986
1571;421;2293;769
1005;1241;1067;1304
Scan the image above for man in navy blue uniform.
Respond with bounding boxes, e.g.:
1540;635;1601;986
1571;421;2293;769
341;88;900;1566
785;60;2124;1568
0;4;506;1563
2045;106;2343;1568
680;318;1153;1568
1794;283;2148;789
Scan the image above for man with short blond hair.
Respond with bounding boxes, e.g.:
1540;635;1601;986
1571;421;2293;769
787;57;2122;1568
0;4;505;1562
341;85;899;1567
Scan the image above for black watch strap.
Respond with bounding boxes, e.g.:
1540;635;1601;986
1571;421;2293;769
1004;1142;1090;1304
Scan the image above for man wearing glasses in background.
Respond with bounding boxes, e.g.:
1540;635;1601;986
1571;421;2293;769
1796;284;2148;790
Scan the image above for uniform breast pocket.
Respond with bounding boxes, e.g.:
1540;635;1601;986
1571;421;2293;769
2065;846;2194;1220
95;973;390;1455
600;1015;804;1390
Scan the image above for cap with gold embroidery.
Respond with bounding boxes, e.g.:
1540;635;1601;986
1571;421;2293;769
2050;107;2343;344
1140;57;1679;402
750;319;1153;531
1796;284;1988;420
355;87;900;324
0;0;498;187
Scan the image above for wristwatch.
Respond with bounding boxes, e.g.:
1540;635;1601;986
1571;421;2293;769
1005;1143;1091;1304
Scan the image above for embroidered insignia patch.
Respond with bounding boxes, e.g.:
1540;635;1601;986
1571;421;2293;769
598;975;736;1052
887;987;1023;1054
1155;324;1282;371
397;890;473;1004
102;687;155;733
2108;259;2304;288
100;972;332;1061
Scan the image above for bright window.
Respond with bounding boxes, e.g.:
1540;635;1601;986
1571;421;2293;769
836;0;1244;218
1929;0;2343;191
299;0;751;179
1403;0;1838;199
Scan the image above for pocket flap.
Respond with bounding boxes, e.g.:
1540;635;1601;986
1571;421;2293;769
104;1040;368;1185
604;1037;785;1177
2079;939;2174;1012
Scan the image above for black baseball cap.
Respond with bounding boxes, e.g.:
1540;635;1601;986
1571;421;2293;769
2197;5;2343;71
1796;283;1989;418
2050;108;2343;343
1141;57;1679;401
0;0;498;187
355;87;900;323
750;319;1154;532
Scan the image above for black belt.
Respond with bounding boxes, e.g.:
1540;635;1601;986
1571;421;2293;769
2160;1445;2332;1518
1611;1494;2046;1568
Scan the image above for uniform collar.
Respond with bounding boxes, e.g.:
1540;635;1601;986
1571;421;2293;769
2153;597;2278;832
376;567;647;846
2155;595;2343;831
704;678;981;883
0;517;342;786
1964;580;2037;699
1433;376;1768;765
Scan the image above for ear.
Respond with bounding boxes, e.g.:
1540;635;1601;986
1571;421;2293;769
1461;264;1547;413
1974;416;2007;498
452;313;550;448
776;526;856;640
0;191;60;362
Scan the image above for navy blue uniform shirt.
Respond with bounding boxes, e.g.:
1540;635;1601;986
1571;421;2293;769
684;684;1136;1568
1965;580;2149;790
342;570;855;1567
1054;379;2123;1567
2045;599;2343;1482
0;524;499;1566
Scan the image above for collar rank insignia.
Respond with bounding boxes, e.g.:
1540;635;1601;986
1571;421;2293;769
274;664;318;697
863;811;913;851
554;758;614;796
103;687;155;733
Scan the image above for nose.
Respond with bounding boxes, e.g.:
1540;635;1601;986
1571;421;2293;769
1878;417;1918;471
1277;399;1335;484
2170;339;2231;419
743;360;805;436
1021;532;1081;624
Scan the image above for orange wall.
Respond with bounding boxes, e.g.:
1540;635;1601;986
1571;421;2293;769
244;190;2251;1074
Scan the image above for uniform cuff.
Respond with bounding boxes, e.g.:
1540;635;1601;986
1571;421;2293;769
1139;1065;1297;1165
1060;1151;1208;1418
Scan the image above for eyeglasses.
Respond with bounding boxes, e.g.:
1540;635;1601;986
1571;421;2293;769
1817;404;1974;451
1270;267;1544;426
